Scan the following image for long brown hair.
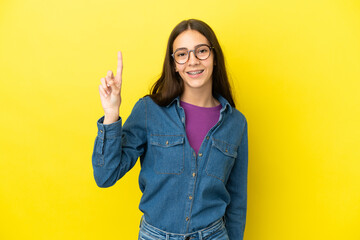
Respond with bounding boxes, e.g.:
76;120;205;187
149;19;235;107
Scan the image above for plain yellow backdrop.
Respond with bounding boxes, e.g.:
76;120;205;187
0;0;359;239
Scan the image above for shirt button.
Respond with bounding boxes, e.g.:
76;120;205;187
166;141;169;145
206;136;209;140
192;172;196;177
186;217;189;221
189;196;193;200
198;153;202;157
100;130;103;133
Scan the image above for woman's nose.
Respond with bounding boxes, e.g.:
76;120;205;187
188;51;200;65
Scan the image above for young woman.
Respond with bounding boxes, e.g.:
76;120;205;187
92;19;248;240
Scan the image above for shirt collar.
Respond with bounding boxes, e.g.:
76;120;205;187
215;94;233;114
166;97;180;108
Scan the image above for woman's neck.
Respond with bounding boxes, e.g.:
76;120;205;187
180;89;219;107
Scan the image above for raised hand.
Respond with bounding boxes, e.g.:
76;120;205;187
99;51;123;124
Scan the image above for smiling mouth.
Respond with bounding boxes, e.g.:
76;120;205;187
186;70;204;75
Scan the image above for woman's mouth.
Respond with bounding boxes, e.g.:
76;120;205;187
186;70;204;77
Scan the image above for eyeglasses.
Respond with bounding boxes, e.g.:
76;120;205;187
172;44;213;64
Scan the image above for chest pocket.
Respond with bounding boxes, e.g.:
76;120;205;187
206;138;238;182
150;134;185;174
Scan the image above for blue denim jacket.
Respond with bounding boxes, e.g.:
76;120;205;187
92;94;248;240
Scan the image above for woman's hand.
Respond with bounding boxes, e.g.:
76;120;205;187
99;51;123;124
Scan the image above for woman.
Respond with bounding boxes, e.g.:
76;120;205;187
92;19;248;240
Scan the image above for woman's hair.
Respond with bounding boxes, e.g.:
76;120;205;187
148;19;235;107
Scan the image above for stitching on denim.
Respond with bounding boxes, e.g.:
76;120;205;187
104;134;121;140
145;98;148;135
186;162;197;232
140;230;162;240
239;119;247;144
141;218;173;238
150;139;184;147
149;135;184;146
150;135;185;175
205;149;225;182
202;227;223;240
212;138;237;157
205;137;238;182
97;154;104;167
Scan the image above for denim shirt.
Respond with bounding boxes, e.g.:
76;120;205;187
92;94;248;240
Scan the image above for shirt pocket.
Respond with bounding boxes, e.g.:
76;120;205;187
206;138;238;182
150;134;185;174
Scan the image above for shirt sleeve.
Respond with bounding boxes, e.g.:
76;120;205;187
91;98;147;188
225;118;248;240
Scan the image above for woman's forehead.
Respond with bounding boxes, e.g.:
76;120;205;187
173;30;210;50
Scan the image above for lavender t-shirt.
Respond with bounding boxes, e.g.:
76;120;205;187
180;101;222;154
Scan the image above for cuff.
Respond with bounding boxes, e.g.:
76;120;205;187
97;116;122;139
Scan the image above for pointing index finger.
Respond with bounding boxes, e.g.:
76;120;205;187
116;51;123;78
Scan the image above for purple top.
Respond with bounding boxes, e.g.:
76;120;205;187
180;101;222;154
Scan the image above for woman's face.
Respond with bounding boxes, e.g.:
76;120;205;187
172;30;214;93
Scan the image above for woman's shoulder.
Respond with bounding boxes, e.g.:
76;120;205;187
232;107;247;121
139;95;178;109
138;95;159;108
140;95;152;103
131;96;170;116
228;106;247;129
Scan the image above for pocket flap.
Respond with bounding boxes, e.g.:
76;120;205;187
212;138;238;158
150;135;184;147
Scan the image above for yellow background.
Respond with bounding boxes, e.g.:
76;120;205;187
1;0;359;239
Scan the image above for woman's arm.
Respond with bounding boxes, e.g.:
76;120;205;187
225;119;248;240
92;51;147;187
92;98;147;187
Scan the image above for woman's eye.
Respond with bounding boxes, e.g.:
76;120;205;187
198;48;208;54
177;53;186;57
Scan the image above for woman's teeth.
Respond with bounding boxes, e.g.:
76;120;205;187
187;70;204;75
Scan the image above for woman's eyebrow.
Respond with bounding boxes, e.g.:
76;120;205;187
174;47;188;51
194;43;208;47
174;43;208;51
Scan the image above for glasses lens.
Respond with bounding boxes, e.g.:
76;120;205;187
196;45;211;60
174;49;188;64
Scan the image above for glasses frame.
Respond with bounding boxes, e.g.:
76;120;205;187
171;44;214;65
